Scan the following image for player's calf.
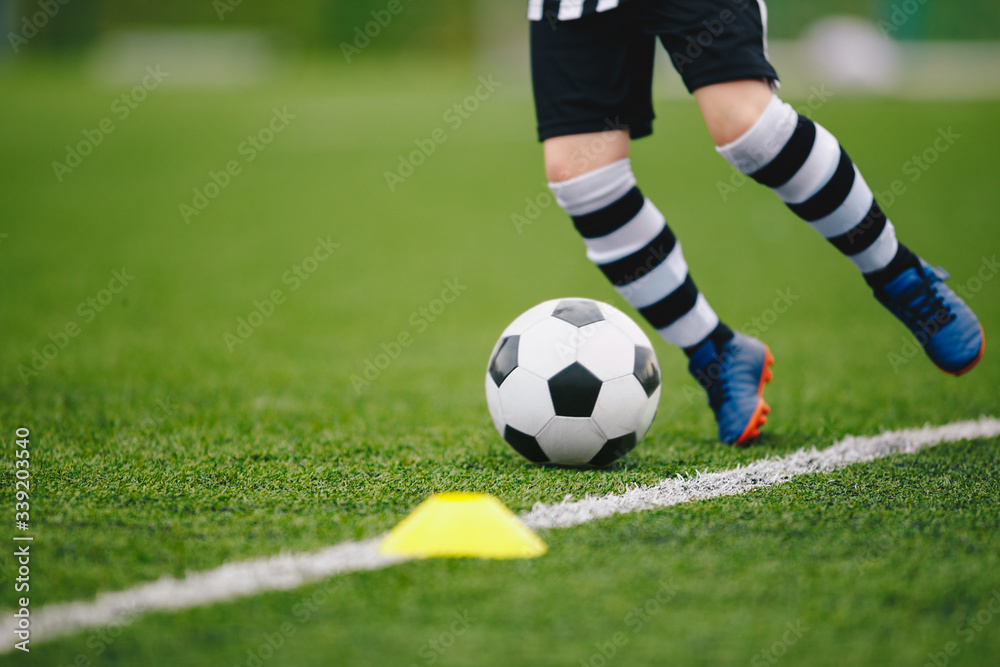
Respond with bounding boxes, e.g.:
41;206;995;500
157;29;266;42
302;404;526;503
714;93;984;375
546;155;774;444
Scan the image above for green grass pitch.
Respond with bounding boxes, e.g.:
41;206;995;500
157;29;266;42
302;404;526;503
1;57;999;665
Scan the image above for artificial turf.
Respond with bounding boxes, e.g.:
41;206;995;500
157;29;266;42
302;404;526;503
1;57;998;665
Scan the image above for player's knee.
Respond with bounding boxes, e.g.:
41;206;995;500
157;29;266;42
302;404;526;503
695;79;774;146
709;105;768;146
544;154;580;184
702;97;775;146
543;130;630;183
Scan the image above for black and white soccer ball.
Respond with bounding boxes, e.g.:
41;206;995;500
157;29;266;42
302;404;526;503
485;298;660;467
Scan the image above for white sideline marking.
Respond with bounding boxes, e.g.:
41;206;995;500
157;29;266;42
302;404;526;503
2;540;403;653
3;417;998;651
522;416;1000;530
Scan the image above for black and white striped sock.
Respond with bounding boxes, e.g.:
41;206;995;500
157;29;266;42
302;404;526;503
549;159;732;354
717;95;914;278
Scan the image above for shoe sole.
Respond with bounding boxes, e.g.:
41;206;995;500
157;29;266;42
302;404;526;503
940;323;985;377
734;346;775;447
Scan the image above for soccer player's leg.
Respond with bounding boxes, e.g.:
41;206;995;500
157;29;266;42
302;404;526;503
697;80;984;376
678;79;778;446
532;7;771;445
544;132;771;446
653;0;982;377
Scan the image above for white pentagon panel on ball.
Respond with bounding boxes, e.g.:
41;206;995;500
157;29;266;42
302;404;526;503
597;301;655;348
484;374;505;435
576;321;637;382
500;299;559;337
635;385;661;441
496;366;556;436
590;375;651;440
517;315;582;380
536;417;608;465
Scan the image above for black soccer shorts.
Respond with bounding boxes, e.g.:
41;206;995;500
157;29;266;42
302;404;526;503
530;0;779;142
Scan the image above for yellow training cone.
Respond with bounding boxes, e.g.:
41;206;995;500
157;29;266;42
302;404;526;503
379;492;547;559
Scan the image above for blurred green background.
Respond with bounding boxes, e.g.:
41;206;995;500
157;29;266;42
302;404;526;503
2;0;1000;55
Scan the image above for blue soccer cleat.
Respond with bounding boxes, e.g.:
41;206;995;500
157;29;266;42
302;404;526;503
688;332;774;446
873;259;985;376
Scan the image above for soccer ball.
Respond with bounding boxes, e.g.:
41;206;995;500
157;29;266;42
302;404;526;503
485;298;661;467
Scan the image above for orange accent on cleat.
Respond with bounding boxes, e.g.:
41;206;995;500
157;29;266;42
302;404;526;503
734;346;775;447
943;323;985;377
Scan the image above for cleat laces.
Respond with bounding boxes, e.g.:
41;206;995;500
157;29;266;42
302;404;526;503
880;267;955;336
